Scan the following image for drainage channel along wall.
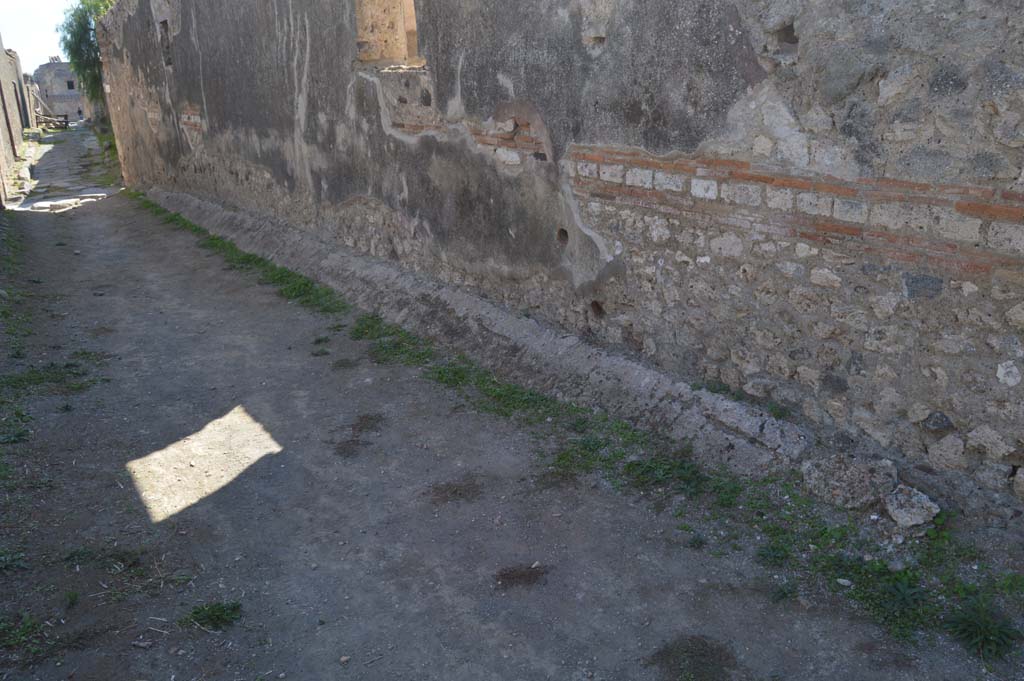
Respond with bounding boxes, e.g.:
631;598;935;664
99;0;1024;522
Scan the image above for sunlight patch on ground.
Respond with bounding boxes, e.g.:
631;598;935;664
127;406;283;523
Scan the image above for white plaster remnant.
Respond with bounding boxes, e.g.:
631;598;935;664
997;360;1021;387
494;147;521;165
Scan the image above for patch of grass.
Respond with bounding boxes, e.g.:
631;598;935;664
552;436;622;476
313;335;331;345
686;534;708;550
69;350;109;363
350;314;433;366
0;548;27;571
622;449;705;495
180;601;242;630
126;192;348;316
945;597;1021;660
64;591;79;609
0;613;45;654
756;539;792;568
771;580;798;602
0;362;88;393
311;348;330;357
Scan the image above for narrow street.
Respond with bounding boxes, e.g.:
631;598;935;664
0;128;998;680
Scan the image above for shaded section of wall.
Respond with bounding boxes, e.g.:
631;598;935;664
99;0;1024;517
0;33;33;207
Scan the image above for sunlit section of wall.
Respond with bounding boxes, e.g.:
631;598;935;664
127;406;282;523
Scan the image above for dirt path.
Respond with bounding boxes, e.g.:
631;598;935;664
0;128;1010;680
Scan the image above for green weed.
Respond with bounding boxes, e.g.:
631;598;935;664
180;601;242;630
945;597;1021;659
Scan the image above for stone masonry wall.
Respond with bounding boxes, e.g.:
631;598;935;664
98;0;1024;519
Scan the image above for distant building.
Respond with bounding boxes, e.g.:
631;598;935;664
33;58;94;121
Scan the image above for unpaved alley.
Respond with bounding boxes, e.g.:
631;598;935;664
0;129;1015;680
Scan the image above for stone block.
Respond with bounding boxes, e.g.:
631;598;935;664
810;268;842;288
625;167;654;188
599;164;625;183
766;186;793;211
966;425;1014;460
801;454;898;509
929;206;982;243
926;434;968;470
691;178;718;200
974;462;1013;491
577;161;598;178
1008;302;1024;332
884;484;940;527
988;222;1024;254
796;192;834;216
721;182;762;207
654;171;686;192
833;198;868;223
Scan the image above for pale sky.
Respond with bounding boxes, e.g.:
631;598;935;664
0;0;78;77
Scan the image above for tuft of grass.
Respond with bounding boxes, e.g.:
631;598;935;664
64;591;79;609
180;601;242;631
350;314;433;366
686;534;707;550
0;548;27;571
622;448;705;495
945;597;1021;659
0;613;45;655
756;539;792;568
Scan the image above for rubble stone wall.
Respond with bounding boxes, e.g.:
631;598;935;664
98;0;1024;518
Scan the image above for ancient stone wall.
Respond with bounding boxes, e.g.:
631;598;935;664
0;33;31;206
98;0;1024;517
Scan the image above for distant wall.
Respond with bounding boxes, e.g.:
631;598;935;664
99;0;1024;514
0;34;32;206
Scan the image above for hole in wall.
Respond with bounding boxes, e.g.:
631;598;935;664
356;0;424;66
772;22;799;57
159;19;173;66
583;35;606;46
557;228;569;245
590;301;606;318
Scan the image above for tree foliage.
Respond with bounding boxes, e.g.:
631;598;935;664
58;0;116;104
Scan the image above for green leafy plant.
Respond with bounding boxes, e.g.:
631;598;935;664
945;597;1021;659
180;601;242;631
